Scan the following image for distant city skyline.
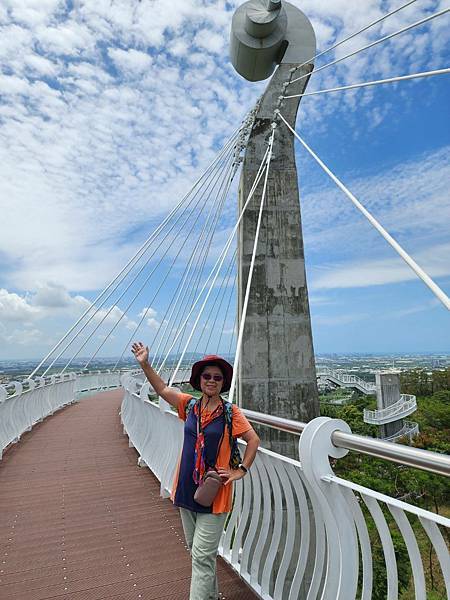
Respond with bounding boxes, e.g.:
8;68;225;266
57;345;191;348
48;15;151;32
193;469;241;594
2;350;450;363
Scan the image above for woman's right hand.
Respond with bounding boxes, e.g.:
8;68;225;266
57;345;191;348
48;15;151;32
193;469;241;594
131;341;149;365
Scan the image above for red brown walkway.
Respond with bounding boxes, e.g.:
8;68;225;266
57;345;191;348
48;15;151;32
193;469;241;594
0;390;259;600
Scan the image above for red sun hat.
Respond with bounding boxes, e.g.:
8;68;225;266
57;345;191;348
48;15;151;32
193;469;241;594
190;355;234;393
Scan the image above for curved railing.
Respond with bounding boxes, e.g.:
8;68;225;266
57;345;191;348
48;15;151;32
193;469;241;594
382;420;420;443
120;375;324;599
363;394;417;424
0;370;126;459
317;367;377;394
121;375;450;600
75;370;127;393
157;367;191;386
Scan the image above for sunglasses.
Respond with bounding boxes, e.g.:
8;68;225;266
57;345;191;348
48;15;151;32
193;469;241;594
201;373;223;382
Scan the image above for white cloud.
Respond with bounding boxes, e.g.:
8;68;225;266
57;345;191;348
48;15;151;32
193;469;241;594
169;39;190;57
194;29;224;54
0;74;30;95
146;317;161;331
137;307;160;331
139;307;157;319
311;242;450;290
379;298;440;319
0;0;448;358
0;326;44;347
0;285;137;332
108;48;153;75
302;145;450;261
91;304;137;330
32;282;88;310
24;53;58;77
4;0;62;28
37;23;95;56
0;289;40;322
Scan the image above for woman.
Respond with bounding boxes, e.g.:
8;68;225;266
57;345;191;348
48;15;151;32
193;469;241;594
131;341;260;600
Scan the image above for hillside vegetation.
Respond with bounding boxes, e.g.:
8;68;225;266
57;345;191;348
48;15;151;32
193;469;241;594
320;368;450;600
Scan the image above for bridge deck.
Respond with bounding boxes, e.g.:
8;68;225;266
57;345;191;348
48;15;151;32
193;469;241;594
0;391;257;600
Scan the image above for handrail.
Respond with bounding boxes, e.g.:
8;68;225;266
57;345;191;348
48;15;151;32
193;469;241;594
121;374;449;478
316;367;376;391
122;377;450;600
363;394;416;421
381;421;419;442
241;408;450;478
1;368;137;398
1;371;130;458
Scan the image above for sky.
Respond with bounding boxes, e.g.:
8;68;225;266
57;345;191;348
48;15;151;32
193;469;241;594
0;0;449;362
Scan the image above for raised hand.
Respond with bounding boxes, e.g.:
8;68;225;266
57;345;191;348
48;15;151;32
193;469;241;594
131;341;149;365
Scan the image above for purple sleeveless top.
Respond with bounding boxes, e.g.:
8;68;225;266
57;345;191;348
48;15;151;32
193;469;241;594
174;402;225;513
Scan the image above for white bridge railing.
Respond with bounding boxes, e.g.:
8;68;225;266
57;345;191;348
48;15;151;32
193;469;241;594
363;394;417;424
382;420;420;443
121;374;450;600
317;367;377;394
0;370;125;459
75;370;126;393
2;371;448;598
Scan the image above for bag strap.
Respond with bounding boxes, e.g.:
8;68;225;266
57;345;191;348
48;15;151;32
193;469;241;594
223;400;242;470
185;396;239;468
185;397;197;417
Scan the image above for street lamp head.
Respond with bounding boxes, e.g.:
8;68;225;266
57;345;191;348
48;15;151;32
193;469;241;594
230;0;316;82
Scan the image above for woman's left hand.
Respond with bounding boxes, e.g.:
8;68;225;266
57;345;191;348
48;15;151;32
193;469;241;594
217;467;245;486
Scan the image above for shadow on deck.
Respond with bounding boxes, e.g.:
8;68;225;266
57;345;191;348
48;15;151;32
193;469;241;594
0;391;258;600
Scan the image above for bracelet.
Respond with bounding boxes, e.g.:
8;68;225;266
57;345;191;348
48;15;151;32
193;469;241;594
238;463;248;474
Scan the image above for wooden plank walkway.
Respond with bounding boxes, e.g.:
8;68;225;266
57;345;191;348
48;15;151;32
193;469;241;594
0;391;259;600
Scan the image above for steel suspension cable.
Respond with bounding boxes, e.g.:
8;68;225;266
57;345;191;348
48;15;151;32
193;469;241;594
45;207;192;377
284;0;418;82
228;126;276;405
283;68;450;99
80;144;240;372
41;129;241;377
169;164;238;372
288;8;449;87
277;111;450;311
151;155;239;367
216;271;237;355
227;312;238;363
113;140;239;370
28;144;227;379
163;145;271;383
56;151;234;377
149;104;260;370
182;247;237;363
202;249;237;355
152;151;238;371
158;146;269;375
112;160;236;371
153;143;242;371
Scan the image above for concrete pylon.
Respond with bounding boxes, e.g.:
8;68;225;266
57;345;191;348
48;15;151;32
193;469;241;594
376;371;404;438
231;1;320;457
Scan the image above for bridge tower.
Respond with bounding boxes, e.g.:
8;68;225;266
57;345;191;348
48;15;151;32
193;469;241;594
230;0;319;456
363;371;419;442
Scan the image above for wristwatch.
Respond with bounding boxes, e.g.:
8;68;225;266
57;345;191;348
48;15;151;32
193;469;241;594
238;463;248;474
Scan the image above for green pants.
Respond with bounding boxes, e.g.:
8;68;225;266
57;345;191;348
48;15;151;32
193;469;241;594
180;508;228;600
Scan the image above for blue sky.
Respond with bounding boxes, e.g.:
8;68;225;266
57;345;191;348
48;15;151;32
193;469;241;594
0;0;449;361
